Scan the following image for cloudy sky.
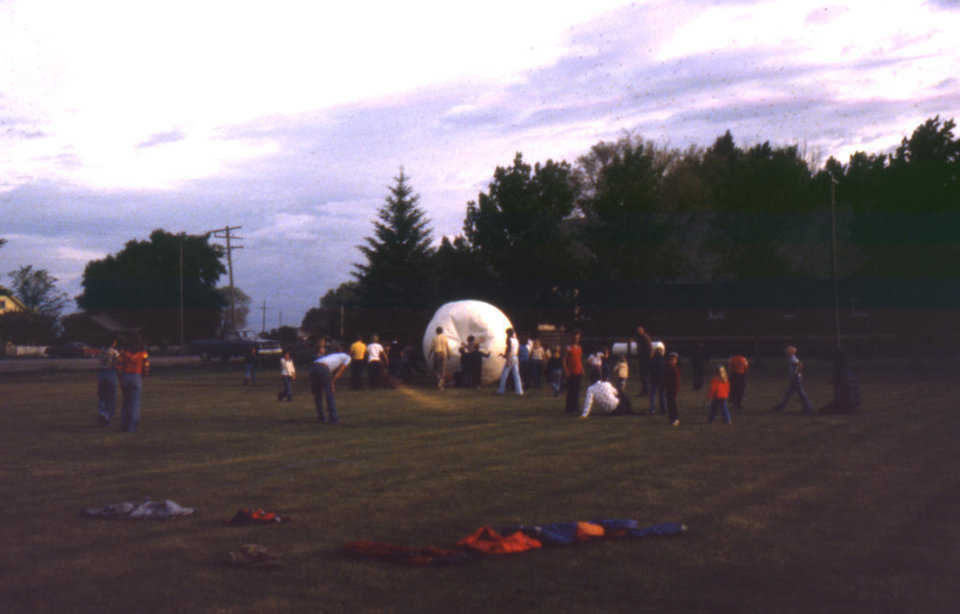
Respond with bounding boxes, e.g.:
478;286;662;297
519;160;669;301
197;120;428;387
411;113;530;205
3;0;959;330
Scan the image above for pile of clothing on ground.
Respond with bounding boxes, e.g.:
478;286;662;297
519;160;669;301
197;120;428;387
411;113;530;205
344;519;686;565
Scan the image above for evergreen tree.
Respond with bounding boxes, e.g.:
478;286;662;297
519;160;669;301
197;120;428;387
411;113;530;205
354;169;435;308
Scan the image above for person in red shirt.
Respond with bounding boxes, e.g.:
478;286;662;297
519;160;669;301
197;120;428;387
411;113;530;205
118;338;150;433
727;354;749;410
707;365;732;424
563;330;583;414
664;352;681;426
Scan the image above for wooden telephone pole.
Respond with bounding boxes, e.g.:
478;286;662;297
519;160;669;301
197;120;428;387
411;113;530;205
209;225;243;334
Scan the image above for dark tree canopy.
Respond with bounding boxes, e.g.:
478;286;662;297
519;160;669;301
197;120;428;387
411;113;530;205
576;137;690;283
463;153;584;308
77;229;226;342
353;169;435;308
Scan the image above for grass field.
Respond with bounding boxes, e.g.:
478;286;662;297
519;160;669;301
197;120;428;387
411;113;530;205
1;358;958;613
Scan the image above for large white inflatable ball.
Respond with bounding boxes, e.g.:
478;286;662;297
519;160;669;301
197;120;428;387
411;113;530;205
422;300;513;384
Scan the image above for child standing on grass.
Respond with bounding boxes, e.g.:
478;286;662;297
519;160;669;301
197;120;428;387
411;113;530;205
707;365;732;424
613;354;629;395
278;351;296;402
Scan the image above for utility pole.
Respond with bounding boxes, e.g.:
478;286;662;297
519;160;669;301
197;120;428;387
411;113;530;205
209;225;243;334
260;299;267;334
830;176;841;350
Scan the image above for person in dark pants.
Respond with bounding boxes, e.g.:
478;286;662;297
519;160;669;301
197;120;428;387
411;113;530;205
310;348;350;424
728;353;749;410
648;345;666;415
243;347;259;386
118;338;150;433
664;352;681;426
563;331;584;413
772;345;813;414
348;335;366;390
632;325;653;395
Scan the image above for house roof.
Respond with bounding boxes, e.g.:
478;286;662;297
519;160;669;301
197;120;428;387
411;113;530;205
0;293;27;312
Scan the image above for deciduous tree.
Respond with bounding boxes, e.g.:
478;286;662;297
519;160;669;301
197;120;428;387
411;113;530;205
7;265;70;317
77;229;226;342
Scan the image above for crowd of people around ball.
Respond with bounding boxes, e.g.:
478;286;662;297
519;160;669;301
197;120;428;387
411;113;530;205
95;324;861;432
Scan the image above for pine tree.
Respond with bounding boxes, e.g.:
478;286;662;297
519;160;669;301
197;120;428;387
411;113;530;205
354;169;435;308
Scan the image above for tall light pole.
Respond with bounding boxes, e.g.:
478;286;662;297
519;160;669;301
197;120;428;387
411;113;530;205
830;176;841;349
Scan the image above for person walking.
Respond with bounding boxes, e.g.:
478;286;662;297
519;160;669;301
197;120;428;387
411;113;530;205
772;345;814;414
563;331;584;413
97;339;120;426
707;365;733;424
310;345;350;424
118;338;149;433
278;350;296;402
428;327;450;390
496;328;523;396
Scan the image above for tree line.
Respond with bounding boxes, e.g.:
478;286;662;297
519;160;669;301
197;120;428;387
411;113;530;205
310;116;959;337
3;115;956;346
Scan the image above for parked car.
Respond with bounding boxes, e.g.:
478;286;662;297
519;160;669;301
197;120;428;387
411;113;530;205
189;335;283;362
46;342;100;358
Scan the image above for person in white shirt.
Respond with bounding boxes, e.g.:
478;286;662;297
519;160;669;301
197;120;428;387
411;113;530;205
365;334;388;389
310;347;351;423
277;351;296;402
496;328;523;395
580;379;633;418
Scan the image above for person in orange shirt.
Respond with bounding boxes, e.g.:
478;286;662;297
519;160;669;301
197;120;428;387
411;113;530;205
118;338;150;433
727;354;749;410
563;330;583;414
707;365;732;424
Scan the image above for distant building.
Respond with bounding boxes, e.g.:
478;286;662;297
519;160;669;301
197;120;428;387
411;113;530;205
0;293;27;315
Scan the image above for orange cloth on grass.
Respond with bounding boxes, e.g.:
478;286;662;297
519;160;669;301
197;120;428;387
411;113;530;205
457;527;542;554
575;521;605;540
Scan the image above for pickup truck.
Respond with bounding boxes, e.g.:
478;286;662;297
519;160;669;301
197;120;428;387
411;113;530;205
189;336;282;362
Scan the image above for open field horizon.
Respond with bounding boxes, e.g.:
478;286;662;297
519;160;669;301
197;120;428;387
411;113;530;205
2;359;958;613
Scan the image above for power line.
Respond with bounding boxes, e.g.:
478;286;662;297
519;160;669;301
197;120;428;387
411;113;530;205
207;225;243;334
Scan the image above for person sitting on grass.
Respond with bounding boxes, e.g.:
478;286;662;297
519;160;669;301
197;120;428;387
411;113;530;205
707;365;732;424
580;378;633;418
310;343;350;424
